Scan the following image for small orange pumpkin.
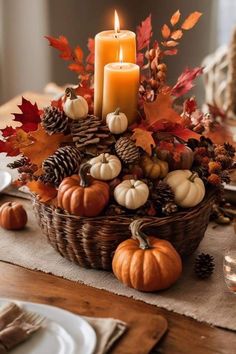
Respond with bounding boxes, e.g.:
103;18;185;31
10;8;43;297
0;202;28;230
112;219;182;292
57;163;110;217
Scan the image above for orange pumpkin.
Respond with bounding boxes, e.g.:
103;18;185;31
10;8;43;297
0;202;27;230
112;219;182;292
58;163;110;217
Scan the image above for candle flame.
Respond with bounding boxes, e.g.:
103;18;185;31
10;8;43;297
114;10;120;33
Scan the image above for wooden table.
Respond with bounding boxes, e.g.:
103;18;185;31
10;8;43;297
0;93;236;354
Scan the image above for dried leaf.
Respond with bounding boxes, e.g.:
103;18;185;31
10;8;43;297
171;29;183;40
136;14;153;51
161;24;171;39
181;12;202;30
51;97;64;111
163;49;178;56
20;125;72;168
131;128;155;156
137;52;145;67
27;180;57;203
0;128;33;156
171;67;204;98
170;126;200;141
144;93;182;131
1;126;15;138
68;63;85;73
162;40;179;47
45;35;73;60
170;10;181;26
74;45;83;62
86;38;95;66
13;97;41;132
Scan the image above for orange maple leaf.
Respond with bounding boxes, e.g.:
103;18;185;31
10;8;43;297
131;128;156;156
20;125;72;168
27;180;57;203
181;12;202;30
144;93;182;130
170;10;181;26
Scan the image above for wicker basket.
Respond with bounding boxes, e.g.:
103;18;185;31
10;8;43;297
33;190;215;271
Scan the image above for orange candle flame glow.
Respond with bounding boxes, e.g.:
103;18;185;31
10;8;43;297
114;10;120;33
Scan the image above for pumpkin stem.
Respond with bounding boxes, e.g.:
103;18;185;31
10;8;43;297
114;107;120;115
189;172;198;183
79;163;92;188
101;153;108;164
129;219;151;250
65;87;77;100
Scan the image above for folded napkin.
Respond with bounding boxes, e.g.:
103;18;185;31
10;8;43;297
84;316;127;354
0;303;42;352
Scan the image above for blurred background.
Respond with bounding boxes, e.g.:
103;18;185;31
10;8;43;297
0;0;236;104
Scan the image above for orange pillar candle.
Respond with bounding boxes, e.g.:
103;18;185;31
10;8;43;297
94;11;136;117
102;60;140;124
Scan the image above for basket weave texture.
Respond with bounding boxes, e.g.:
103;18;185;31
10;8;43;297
33;191;215;270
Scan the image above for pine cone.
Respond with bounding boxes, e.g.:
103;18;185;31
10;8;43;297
115;137;140;164
7;157;29;169
71;115;115;156
42;106;69;135
215;154;233;169
194;253;215;279
162;202;178;215
151;181;175;206
42;146;81;186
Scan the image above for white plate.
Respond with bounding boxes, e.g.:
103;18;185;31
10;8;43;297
0;170;11;193
0;298;96;354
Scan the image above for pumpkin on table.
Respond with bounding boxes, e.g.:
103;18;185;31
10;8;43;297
112;219;182;292
57;163;109;217
106;108;128;134
0;202;27;230
63;87;88;119
114;179;149;210
164;170;205;208
89;153;122;181
140;154;169;179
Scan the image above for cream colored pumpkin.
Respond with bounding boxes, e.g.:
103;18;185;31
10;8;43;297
164;170;205;208
63;87;88;120
114;179;149;210
89;153;122;181
106;108;128;134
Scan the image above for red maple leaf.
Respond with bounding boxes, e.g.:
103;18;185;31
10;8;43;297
136;14;153;51
45;35;73;60
13;97;41;132
1;126;15;138
171;67;203;98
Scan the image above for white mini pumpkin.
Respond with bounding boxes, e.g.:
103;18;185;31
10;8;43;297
89;153;122;181
164;170;205;208
106;108;128;134
63;87;88;120
114;179;149;210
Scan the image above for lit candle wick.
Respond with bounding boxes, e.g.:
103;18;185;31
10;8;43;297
114;10;120;36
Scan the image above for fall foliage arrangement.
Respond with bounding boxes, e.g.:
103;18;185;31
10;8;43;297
1;9;235;291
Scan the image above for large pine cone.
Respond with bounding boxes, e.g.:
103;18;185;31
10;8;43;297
115;137;140;164
71;115;115;156
41;146;81;186
42;106;69;135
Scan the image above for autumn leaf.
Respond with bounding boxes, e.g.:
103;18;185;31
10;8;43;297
171;29;183;40
0;128;33;156
136;52;144;67
161;24;171;39
1;126;15;138
158;141;186;162
170;10;181;26
144;93;182;131
163;49;178;56
171;67;204;98
20;125;72;167
136;14;153;51
51;97;64;111
86;38;95;66
68;63;85;73
27;180;57;203
169;126;200;141
162;40;179;47
74;45;83;62
181;12;202;30
13;97;41;132
45;35;73;60
131;128;156;156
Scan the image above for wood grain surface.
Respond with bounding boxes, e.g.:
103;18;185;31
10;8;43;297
0;262;235;354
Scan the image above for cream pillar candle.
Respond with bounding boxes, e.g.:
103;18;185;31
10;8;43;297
94;12;136;117
102;62;140;124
